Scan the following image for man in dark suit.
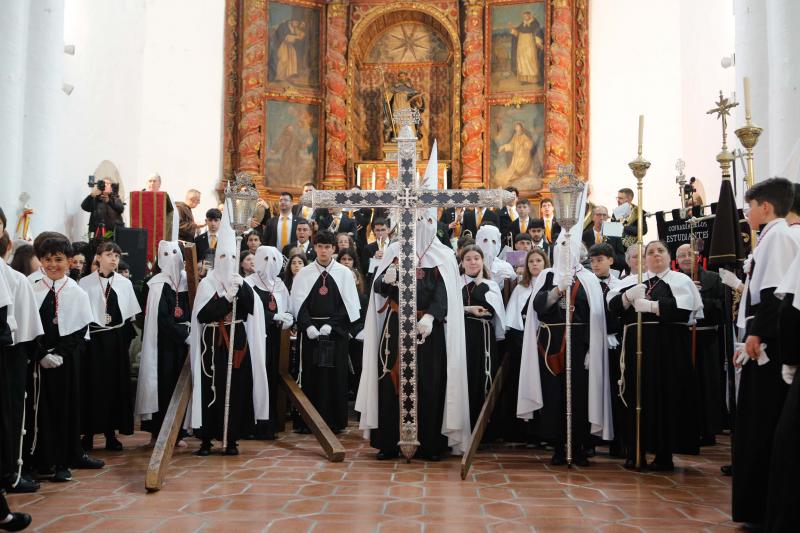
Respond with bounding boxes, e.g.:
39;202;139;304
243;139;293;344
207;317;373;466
327;208;357;236
282;218;315;262
539;197;561;244
527;218;550;256
462;207;499;237
359;217;389;278
497;186;520;244
508;198;533;245
581;205;626;270
292;182;328;224
194;208;222;273
264;192;298;251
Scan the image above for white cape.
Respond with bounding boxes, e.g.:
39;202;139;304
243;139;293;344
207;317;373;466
246;275;291;315
31;276;93;337
187;276;269;428
79;271;141;325
289;260;360;322
607;269;704;322
461;275;506;341
356;240;473;455
0;259;43;344
505;282;534;332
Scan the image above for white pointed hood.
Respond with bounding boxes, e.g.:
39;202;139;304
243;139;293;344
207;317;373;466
212;206;238;294
246;246;291;315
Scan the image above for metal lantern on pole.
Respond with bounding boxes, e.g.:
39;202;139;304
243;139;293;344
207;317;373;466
549;163;586;467
220;171;259;451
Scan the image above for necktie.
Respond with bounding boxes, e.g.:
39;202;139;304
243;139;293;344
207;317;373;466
477;209;483;227
210;234;217;249
280;216;289;249
595;230;601;244
520;218;527;234
509;207;518;222
600;280;610;298
545;219;552;242
379;239;384;251
303;206;310;219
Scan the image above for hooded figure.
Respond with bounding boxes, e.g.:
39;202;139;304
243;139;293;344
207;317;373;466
188;210;268;455
475;224;517;284
357;151;471;460
135;240;190;439
517;186;614;466
245;245;292;439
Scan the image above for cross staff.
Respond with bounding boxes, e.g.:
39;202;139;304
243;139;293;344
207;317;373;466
302;109;514;461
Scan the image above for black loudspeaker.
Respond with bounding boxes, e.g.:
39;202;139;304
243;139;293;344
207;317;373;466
114;227;148;282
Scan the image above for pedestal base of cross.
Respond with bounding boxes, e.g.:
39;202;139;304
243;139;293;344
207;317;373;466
303;111;514;461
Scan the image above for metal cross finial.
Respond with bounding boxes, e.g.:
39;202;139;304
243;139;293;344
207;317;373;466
706;90;739;148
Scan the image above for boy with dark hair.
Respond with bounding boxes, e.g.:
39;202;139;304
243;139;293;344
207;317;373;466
29;237;104;482
786;182;800;238
289;230;361;433
539;198;561;243
527;218;549;253
514;233;533;252
194;208;223;269
733;176;800;526
79;242;142;451
360;217;389;278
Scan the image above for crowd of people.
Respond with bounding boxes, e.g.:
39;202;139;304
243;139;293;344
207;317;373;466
1;177;799;531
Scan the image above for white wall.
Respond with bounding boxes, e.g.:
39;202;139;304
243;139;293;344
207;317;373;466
590;0;736;237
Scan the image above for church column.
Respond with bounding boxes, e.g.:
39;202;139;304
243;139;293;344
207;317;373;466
459;0;485;189
544;0;574;183
237;0;268;174
322;0;349;191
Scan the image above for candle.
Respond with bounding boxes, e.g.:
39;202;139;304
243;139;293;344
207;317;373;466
386;168;389;180
743;76;752;119
443;167;448;190
638;115;644;151
356;166;361;187
371;168;376;190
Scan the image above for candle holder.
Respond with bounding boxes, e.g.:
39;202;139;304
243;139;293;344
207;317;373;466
734;98;762;249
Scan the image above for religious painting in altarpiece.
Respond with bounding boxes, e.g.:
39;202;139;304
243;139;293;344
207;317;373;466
263;99;322;190
488;102;545;191
267;0;322;91
488;1;546;96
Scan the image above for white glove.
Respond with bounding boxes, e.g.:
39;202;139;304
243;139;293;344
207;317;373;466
743;254;753;275
625;283;646;303
735;349;750;367
417;314;434;340
556;274;572;293
40;354;63;369
319;324;332;336
782;364;797;385
719;268;744;292
607;335;620;349
383;264;398;285
355;330;365;341
305;326;320;340
226;273;244;301
275;312;293;330
633;298;657;314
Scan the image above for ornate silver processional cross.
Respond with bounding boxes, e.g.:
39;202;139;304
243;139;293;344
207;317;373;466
302;108;514;460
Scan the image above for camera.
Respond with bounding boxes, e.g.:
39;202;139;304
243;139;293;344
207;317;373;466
87;174;96;188
96;179;106;192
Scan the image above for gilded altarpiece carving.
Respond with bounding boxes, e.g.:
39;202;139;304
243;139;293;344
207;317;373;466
221;0;589;199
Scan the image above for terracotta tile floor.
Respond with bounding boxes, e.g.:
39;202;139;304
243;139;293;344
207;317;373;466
8;427;738;532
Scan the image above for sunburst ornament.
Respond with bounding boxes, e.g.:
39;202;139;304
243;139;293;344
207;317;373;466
386;25;430;62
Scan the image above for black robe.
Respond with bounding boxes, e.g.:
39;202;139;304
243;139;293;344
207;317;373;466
463;282;500;431
251;285;282;436
348;290;368;400
0;339;34;482
371;267;448;457
0;306;12;517
82;287;134;436
533;272;592;455
599;276;627;456
690;268;725;441
0;306;15;481
766;294;800;532
609;279;699;463
30;292;87;469
499;292;533;443
296;274;354;432
141;285;189;438
196;283;256;443
732;286;789;524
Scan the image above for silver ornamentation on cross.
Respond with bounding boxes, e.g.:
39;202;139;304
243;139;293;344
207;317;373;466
301;109;514;461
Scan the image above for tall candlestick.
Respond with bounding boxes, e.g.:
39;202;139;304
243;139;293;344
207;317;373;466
356;166;361;187
371;168;376;190
743;76;752;120
386;168;389;181
638;115;644;153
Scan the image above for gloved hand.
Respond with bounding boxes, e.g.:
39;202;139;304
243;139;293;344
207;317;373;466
719;268;744;292
319;324;332;337
607;335;620;349
226;273;244;301
633;298;657;314
355;330;365;341
417;314;434;340
625;283;646;303
556;274;572;293
782;364;797;385
305;326;320;340
40;354;63;369
734;349;750;367
383;264;398;285
274;312;293;330
743;254;753;275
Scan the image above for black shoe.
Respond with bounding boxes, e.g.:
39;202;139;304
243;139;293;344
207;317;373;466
194;442;212;456
623;458;638;469
649;460;674;472
376;450;399;461
2;476;39;493
585;447;596;458
104;436;123;451
73;454;104;470
0;512;32;531
720;464;733;476
224;443;239;456
573;456;591;467
294;427;311;434
81;435;94;451
52;468;72;482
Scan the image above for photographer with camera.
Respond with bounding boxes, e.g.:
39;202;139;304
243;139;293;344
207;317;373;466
81;176;124;237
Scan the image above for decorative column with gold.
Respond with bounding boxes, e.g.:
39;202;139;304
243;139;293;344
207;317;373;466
459;0;485;189
545;0;574;183
323;0;349;191
237;0;268;174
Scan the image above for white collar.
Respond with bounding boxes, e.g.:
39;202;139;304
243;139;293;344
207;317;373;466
315;259;335;272
279;212;292;219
